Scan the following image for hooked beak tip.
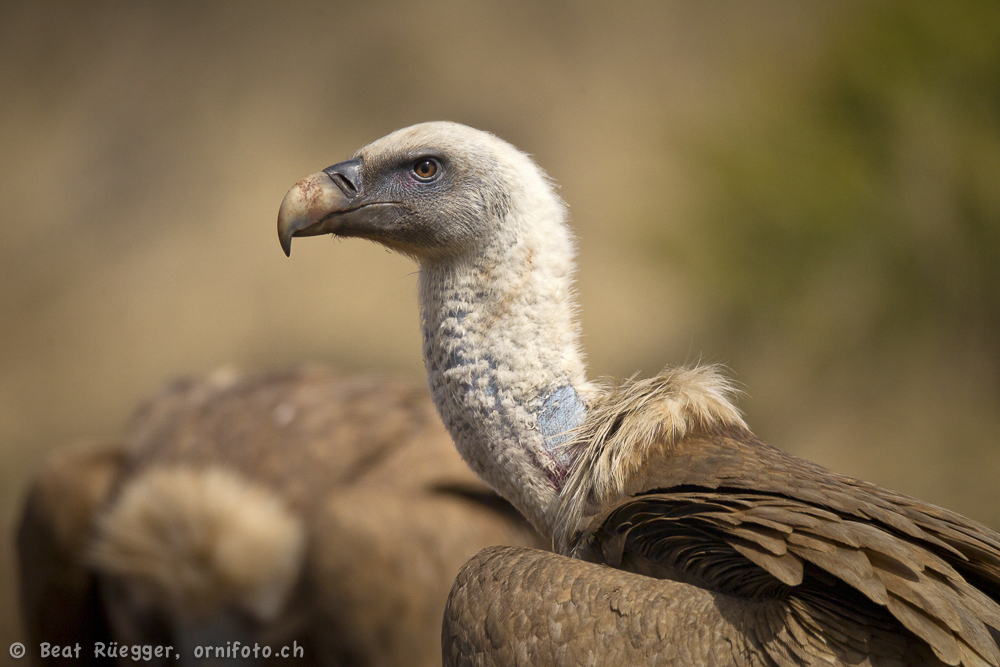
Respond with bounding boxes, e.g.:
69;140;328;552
276;170;351;257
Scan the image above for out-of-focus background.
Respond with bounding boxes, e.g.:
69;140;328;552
2;0;999;654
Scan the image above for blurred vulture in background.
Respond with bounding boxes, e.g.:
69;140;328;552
17;367;543;666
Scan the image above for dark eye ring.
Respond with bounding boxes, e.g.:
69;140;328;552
412;158;440;181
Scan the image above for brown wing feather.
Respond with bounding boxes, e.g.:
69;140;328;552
546;370;1000;665
572;430;1000;666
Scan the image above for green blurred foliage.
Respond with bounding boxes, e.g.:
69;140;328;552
675;2;1000;380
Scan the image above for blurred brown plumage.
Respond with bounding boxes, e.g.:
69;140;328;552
18;367;543;667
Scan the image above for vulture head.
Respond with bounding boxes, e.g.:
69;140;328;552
278;121;567;262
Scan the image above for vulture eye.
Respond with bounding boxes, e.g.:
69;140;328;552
412;158;440;181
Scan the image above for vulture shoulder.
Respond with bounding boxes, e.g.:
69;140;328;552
445;545;764;667
550;368;1000;666
445;367;1000;667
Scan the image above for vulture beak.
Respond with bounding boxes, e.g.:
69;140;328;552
277;159;363;257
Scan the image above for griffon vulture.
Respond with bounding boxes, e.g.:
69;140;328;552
278;122;1000;666
18;367;542;667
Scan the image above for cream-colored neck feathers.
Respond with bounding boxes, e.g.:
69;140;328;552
417;136;590;538
393;124;745;546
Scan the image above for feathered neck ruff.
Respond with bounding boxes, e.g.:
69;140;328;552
553;365;748;552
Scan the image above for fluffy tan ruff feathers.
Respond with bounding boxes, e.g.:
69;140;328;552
554;366;747;552
90;466;305;622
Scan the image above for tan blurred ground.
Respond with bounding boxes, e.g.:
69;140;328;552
2;1;998;658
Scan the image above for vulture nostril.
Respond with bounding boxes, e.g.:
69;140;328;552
321;158;363;198
330;172;357;196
